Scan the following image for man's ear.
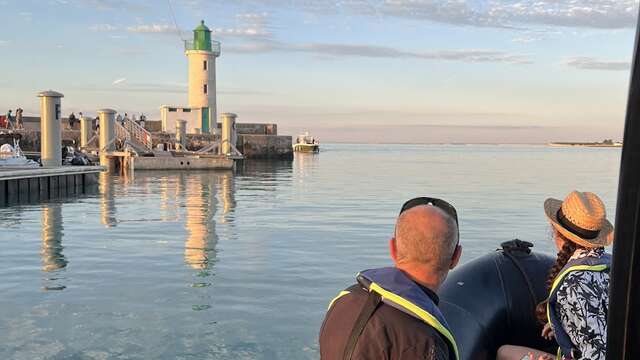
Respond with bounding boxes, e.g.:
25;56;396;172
449;244;462;270
389;238;398;264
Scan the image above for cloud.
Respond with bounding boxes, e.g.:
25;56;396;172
487;0;638;29
384;0;638;29
0;40;9;46
89;23;118;32
235;12;269;21
227;40;532;64
126;24;179;34
209;11;273;39
90;16;271;39
74;81;184;94
212;27;268;38
563;57;630;71
512;36;542;44
217;0;639;30
382;0;639;29
74;81;269;95
75;0;149;11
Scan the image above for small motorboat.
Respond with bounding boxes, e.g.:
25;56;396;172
293;132;319;153
0;134;40;168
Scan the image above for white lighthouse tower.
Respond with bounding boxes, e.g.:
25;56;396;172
185;20;220;134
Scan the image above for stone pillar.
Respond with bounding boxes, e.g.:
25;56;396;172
37;90;64;167
220;113;237;155
80;116;92;148
176;120;187;151
98;109;116;171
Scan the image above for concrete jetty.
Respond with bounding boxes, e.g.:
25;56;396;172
0;90;105;206
0;166;103;206
131;154;234;170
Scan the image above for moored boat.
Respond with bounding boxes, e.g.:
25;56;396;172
293;132;319;153
0;133;40;168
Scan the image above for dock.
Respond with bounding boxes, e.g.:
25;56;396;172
132;154;234;170
0;166;104;206
101;151;235;173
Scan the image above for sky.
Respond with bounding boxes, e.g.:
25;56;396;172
0;0;638;143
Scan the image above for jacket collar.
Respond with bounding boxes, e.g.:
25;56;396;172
357;267;444;320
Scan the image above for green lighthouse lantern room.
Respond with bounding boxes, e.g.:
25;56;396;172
193;20;212;51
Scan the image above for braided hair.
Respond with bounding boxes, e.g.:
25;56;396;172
535;231;585;324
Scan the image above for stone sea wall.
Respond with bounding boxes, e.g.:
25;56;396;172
237;134;293;160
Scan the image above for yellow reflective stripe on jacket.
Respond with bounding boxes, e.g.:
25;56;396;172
550;264;609;293
369;282;460;360
328;290;350;310
546;264;609;325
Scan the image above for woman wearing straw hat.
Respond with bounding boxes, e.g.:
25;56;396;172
498;191;613;360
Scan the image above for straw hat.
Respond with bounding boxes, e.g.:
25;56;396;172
543;191;614;248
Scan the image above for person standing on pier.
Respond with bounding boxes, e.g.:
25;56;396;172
68;112;76;129
320;197;462;360
15;108;23;129
6;109;13;129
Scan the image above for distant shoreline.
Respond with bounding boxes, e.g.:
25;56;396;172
548;142;622;148
316;141;623;147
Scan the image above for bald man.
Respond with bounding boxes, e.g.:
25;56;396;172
319;198;462;360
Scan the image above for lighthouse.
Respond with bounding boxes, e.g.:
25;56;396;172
185;20;220;134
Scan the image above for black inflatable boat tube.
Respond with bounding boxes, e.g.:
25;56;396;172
439;240;557;360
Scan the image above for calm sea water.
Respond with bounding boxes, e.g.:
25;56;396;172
0;144;621;359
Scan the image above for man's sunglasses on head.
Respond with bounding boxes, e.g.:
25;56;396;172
400;197;458;225
399;197;460;242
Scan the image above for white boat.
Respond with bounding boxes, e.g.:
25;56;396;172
293;132;320;153
0;136;40;168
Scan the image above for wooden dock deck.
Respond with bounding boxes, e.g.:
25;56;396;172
0;166;104;206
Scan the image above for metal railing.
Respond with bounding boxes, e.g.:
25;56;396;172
195;140;244;159
184;40;221;56
114;121;129;144
117;117;153;151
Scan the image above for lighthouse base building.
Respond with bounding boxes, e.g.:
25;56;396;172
160;106;206;134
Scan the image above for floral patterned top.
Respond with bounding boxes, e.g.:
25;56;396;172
555;247;609;360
